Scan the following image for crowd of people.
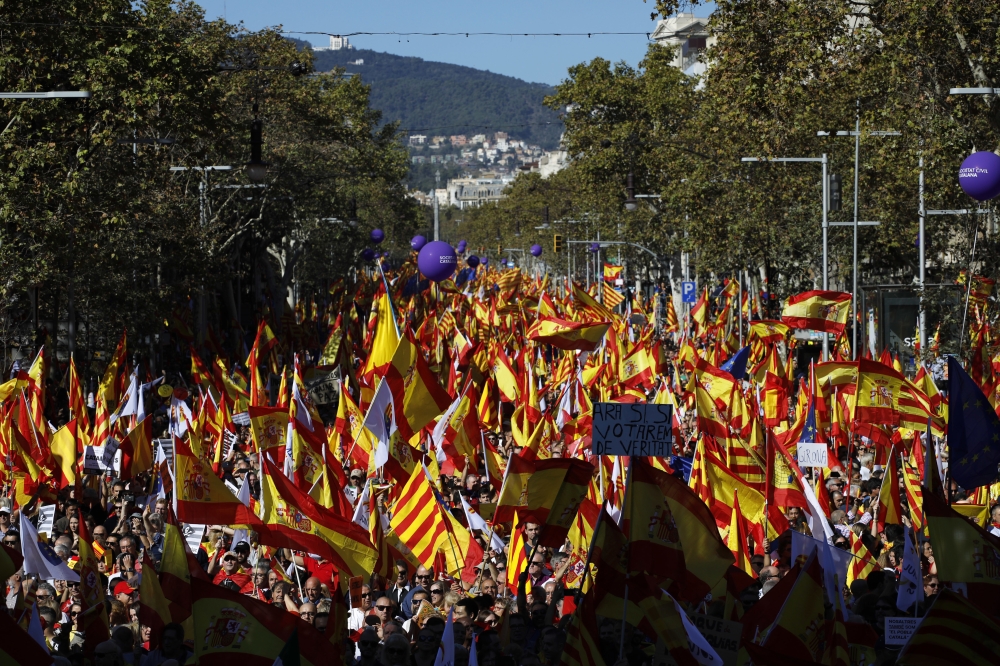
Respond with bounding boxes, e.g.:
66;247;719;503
3;272;999;666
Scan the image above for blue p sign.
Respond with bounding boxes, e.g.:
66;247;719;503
681;281;697;303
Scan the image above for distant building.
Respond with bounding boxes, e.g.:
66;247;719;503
470;134;487;145
494;131;509;141
447;176;514;209
651;13;714;76
431;136;447;146
412;155;427;164
314;35;355;51
348;59;364;65
450;135;468;146
408;135;427;146
538;149;570;178
430;155;443;164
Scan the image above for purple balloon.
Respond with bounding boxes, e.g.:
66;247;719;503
457;240;467;249
370;228;385;244
417;240;458;282
589;242;600;253
360;248;375;261
481;257;489;266
467;255;480;268
959;151;1000;201
530;244;543;257
411;235;427;251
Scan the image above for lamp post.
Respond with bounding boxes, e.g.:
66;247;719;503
817;109;900;358
0;91;91;98
741;154;830;358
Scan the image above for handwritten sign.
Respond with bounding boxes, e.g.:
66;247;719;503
305;367;341;405
690;614;740;666
102;437;121;469
796;442;828;468
83;446;106;474
592;403;673;457
884;617;921;646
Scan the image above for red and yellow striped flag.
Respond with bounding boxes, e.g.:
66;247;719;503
846;530;879;588
897;589;1000;665
389;467;449;569
505;512;529;593
526;316;610;351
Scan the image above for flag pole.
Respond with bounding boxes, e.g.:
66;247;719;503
574;499;608;604
618;458;634;661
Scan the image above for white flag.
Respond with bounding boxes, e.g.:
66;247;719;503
19;513;79;582
460;494;504;552
671;593;724;666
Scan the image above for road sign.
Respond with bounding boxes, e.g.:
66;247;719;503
682;281;697;303
591;403;673;457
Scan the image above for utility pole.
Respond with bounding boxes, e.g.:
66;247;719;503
433;170;441;241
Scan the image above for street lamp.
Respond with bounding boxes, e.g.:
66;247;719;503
742;154;830;357
816;116;900;358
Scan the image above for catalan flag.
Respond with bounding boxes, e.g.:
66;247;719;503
896;589;1000;665
526;316;610;351
505;512;529;593
760;551;826;663
602;285;625;309
781;289;851;334
876;446;904;532
385;330;452;442
389;467;450;569
846;531;880;588
559;593;607;666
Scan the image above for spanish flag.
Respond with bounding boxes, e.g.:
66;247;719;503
602;263;623;284
192;577;332;666
760;551;827;663
526;316;610;351
494;454;535;523
748;320;789;344
260;459;377;582
875;446;904;532
691;288;709;337
781;289;851;334
120;415;153;480
174;436;263;527
248;406;288;453
627;459;734;602
854;358;904;425
385;330;452;442
138;550;172;648
49;419;77;489
521;458;595;547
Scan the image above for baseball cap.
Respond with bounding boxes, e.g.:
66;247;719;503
0;505;11;514
113;581;135;596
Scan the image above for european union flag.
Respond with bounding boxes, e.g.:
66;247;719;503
947;356;1000;489
721;346;750;380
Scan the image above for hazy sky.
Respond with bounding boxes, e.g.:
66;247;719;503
193;0;714;85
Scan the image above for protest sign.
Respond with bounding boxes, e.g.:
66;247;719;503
884;617;921;646
592;403;673;456
797;442;828;468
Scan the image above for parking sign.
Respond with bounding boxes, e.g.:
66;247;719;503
681;281;697;303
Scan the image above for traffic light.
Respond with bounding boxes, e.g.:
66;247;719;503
497;244;503;255
553;233;564;253
829;174;842;211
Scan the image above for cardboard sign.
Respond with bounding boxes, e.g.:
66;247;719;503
102;437;121;469
305;368;341;405
796;442;828;468
884;617;921;646
592;403;673;457
232;412;251;426
83;446;106;474
349;575;365;609
37;504;56;538
689;614;740;666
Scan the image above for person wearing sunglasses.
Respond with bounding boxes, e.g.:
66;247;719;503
346;469;365;502
348;584;373;630
0;503;13;537
372;596;397;625
427;584;446;609
387;560;411;606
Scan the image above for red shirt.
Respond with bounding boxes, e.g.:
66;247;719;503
303;558;336;588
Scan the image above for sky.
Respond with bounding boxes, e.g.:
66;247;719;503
193;0;714;85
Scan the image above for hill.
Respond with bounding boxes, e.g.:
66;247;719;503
305;45;565;149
